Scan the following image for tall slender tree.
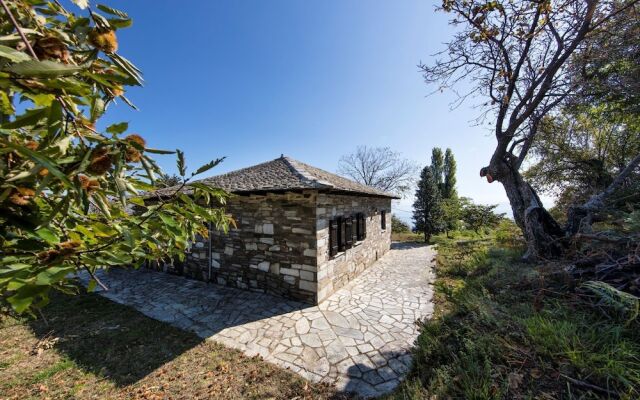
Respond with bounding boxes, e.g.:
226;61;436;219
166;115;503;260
430;148;445;192
413;166;443;242
443;148;458;199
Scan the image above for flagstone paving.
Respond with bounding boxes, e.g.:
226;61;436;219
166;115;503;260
81;242;435;398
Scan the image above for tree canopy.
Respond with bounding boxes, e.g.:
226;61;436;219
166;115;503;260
412;166;443;242
338;146;418;197
0;0;232;314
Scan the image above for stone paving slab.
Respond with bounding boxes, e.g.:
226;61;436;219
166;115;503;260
79;242;435;398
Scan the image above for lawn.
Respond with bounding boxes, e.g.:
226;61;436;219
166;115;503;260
0;291;346;400
387;232;640;399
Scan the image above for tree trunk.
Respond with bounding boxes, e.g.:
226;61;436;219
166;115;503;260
496;163;565;260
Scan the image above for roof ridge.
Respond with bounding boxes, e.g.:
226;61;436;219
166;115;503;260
280;156;331;189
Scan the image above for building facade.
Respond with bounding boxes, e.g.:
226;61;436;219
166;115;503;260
151;156;396;304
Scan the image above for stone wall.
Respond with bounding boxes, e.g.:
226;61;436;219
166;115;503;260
149;190;392;305
183;191;319;303
315;194;392;302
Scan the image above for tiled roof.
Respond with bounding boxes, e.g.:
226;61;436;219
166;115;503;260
151;156;399;198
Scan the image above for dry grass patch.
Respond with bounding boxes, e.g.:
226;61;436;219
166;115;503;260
0;291;349;400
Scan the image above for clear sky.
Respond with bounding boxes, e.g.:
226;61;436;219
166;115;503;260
92;0;533;222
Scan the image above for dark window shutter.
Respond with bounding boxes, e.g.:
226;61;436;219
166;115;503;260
338;217;346;252
329;219;338;257
351;215;358;244
356;213;365;240
361;213;367;239
381;210;386;230
345;216;353;248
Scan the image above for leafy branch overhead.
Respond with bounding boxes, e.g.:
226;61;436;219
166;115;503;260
0;0;232;314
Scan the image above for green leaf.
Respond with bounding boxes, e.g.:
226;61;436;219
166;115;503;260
1;107;48;129
106;122;128;134
0;44;31;62
108;53;143;85
0;89;14;115
193;157;225;176
2;140;72;187
144;148;175;155
159;213;179;228
6;60;84;78
108;18;132;29
48;100;64;138
7;293;33;313
35;266;75;285
90;96;105;122
87;279;97;292
36;227;59;244
97;4;129;18
176;150;186;177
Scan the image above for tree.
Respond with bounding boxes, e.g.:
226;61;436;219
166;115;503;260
441;197;462;238
391;215;410;233
0;1;232;314
460;198;505;235
422;0;640;259
442;148;458;199
430;148;444;191
156;172;183;188
413;167;443;242
338;146;418;197
525;110;640;213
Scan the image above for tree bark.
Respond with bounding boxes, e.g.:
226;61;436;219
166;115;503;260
491;161;565;260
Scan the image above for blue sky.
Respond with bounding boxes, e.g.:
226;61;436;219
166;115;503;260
91;0;528;222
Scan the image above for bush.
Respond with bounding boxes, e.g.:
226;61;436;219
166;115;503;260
392;215;410;233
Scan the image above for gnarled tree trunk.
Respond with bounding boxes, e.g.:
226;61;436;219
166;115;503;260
484;159;565;260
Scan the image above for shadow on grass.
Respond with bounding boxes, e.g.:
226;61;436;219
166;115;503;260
28;291;204;387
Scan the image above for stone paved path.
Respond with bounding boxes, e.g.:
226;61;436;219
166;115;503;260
81;242;435;398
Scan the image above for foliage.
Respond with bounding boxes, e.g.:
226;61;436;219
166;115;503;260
429;147;458;200
442;148;457;199
440;197;462;237
526;109;640;213
391;214;410;233
412;166;443;242
337;146;418;197
571;1;640;119
430;148;444;190
421;0;639;257
0;1;232;314
460;197;504;234
155;172;182;188
580;280;639;323
389;232;640;399
494;219;522;246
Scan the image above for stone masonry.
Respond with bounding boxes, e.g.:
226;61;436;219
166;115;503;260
316;194;392;302
147;156;397;304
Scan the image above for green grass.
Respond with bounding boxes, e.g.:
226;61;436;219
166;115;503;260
388;231;640;399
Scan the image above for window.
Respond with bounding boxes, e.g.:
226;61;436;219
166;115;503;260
329;219;338;256
338;216;346;252
356;213;366;241
330;214;367;257
345;216;354;249
381;210;386;230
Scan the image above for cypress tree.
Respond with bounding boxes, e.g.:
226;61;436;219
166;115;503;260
412;166;443;242
443;148;458;199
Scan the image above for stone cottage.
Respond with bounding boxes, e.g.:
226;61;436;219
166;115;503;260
152;156;398;304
